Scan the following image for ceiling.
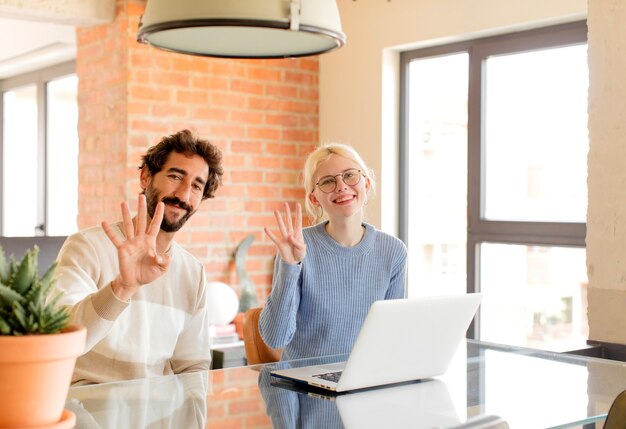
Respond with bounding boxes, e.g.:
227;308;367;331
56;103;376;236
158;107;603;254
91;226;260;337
0;17;76;79
0;0;114;80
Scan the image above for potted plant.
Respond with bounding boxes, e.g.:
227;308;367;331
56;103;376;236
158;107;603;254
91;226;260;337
0;244;86;428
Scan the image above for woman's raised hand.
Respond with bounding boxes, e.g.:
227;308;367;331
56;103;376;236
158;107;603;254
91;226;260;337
264;202;306;265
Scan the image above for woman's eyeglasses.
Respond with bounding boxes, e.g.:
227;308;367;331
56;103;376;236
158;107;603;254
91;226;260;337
315;168;362;193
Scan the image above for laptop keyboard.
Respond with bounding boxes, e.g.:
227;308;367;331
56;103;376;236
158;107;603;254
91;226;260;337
312;371;343;383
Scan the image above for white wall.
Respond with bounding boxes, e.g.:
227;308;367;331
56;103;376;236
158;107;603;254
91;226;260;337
319;0;586;234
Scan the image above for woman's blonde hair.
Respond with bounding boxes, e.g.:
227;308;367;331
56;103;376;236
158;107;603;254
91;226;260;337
303;142;376;223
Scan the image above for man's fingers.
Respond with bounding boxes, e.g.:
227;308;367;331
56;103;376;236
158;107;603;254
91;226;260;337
136;194;147;235
155;252;171;270
147;202;164;236
102;221;123;248
121;201;134;239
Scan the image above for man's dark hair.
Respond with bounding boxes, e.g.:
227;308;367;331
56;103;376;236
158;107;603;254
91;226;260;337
139;129;223;199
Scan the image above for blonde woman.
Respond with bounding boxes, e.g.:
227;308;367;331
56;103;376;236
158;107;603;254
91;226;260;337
259;143;407;360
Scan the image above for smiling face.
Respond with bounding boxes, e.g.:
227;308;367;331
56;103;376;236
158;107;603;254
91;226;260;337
308;154;371;222
141;151;209;233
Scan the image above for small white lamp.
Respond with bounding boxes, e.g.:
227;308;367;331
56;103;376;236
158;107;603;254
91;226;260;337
206;281;240;326
137;0;345;58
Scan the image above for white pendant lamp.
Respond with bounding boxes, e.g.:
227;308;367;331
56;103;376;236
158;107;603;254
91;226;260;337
137;0;346;59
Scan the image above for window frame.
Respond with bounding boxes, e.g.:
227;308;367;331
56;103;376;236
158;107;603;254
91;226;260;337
399;21;588;339
0;60;76;237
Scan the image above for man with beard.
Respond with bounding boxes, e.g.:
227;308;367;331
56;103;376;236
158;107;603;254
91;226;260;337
55;129;223;385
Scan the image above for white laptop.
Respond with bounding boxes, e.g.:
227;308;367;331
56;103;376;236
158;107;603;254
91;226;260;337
270;293;482;393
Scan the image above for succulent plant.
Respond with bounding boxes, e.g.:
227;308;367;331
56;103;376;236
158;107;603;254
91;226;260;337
0;245;70;335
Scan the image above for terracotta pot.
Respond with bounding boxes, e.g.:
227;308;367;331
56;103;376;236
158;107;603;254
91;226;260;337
0;324;86;428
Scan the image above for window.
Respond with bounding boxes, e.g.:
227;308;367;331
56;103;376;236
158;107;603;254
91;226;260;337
400;22;588;351
0;61;78;237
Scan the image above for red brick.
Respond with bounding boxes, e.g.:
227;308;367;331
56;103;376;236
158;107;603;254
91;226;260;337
283;157;305;170
266;113;299;127
130;120;170;133
171;57;210;73
266;142;298;155
175;90;208;104
299;87;320;100
127;101;150;116
285;71;315;85
150;71;190;87
248;67;282;81
231;170;263;183
240;201;263;213
130;85;171;101
283;188;306;199
298;143;318;156
191;106;229;121
152;104;188;117
247;186;278;198
251;273;274;286
300;58;319;72
248;127;280;140
191;75;229;91
282;129;316;143
245;414;273;427
229;110;264;125
222;154;247;168
210;124;246;139
265;171;300;184
209;61;247;78
265;84;299;98
247;96;273;111
212;92;247;108
248;215;280;227
251;156;282;169
231;79;264;95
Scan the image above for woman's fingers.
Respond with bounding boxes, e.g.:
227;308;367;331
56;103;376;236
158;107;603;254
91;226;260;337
264;227;279;245
288;235;305;251
274;208;288;237
284;202;294;235
295;202;302;235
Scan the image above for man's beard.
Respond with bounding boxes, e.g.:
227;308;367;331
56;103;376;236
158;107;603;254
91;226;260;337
144;185;195;233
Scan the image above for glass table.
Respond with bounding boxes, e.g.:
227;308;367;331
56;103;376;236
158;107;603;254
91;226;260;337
65;339;626;428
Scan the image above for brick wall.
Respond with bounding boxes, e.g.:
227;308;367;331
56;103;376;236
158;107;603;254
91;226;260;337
76;0;318;302
208;370;273;428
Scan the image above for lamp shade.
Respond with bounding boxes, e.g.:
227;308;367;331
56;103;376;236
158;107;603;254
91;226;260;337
137;0;346;59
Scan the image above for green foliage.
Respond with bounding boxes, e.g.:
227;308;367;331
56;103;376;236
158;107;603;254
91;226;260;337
0;245;70;335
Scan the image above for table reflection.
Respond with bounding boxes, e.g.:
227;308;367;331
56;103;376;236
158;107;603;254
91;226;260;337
257;363;464;429
66;371;208;429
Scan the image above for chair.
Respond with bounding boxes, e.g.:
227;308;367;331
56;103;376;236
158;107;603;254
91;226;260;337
604;390;626;429
242;307;282;365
